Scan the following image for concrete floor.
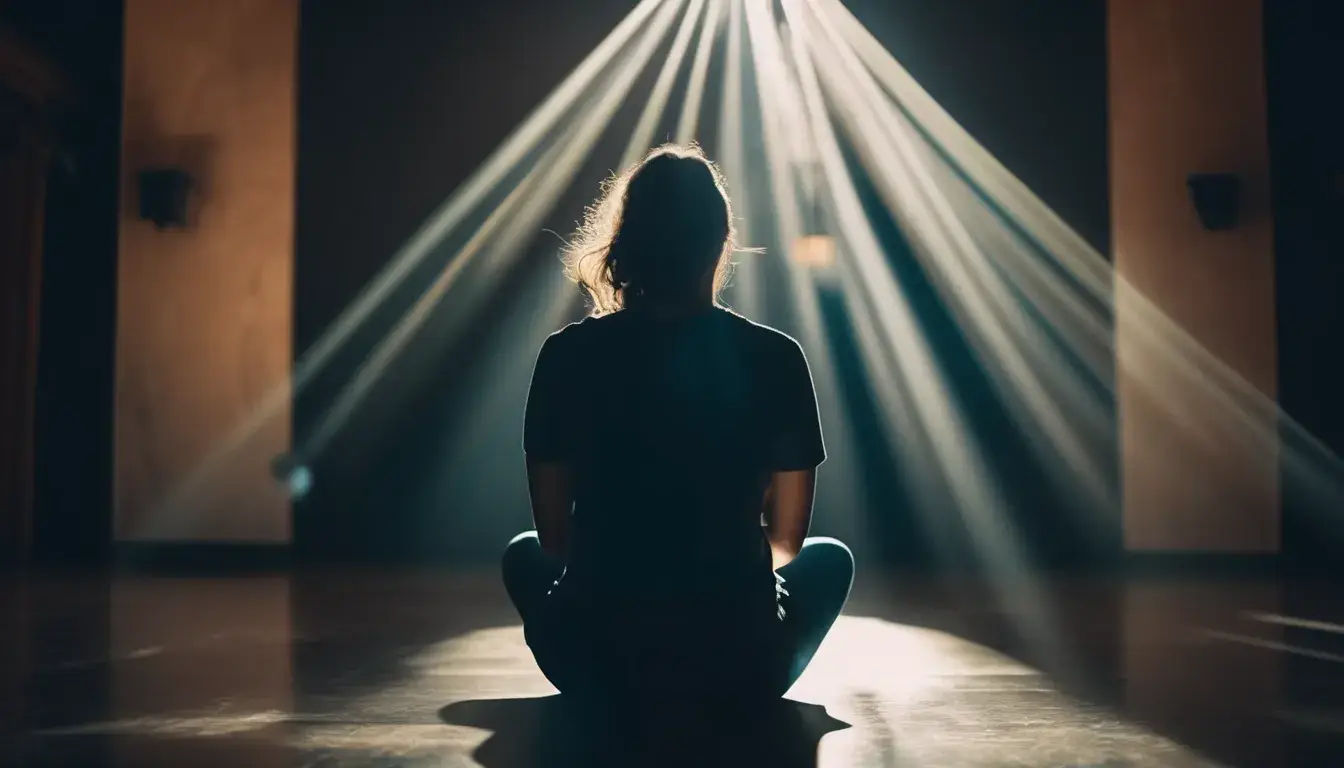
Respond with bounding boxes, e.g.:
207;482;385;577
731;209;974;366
5;569;1343;766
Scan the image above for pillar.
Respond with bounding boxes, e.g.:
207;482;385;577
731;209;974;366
1109;0;1278;552
116;0;298;541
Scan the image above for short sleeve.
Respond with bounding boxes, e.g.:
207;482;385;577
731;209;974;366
768;339;826;471
523;334;574;461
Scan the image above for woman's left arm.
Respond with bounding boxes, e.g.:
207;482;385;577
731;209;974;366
527;459;574;559
523;334;577;560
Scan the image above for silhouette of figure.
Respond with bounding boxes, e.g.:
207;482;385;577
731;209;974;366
503;144;853;704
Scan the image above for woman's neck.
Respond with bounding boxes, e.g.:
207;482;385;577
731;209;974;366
625;292;716;320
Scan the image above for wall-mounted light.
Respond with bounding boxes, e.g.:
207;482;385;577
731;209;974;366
1187;173;1240;231
137;167;193;230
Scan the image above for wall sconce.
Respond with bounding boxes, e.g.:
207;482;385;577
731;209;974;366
137;167;193;229
1187;173;1241;231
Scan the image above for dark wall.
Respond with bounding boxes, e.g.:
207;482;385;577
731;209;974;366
295;0;1111;562
1265;0;1344;567
845;0;1110;253
2;0;124;562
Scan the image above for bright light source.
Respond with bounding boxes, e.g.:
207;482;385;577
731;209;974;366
792;233;837;268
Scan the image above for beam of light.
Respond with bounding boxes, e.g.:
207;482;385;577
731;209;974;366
801;6;1114;518
294;169;544;465
419;269;579;551
424;0;768;547
674;0;725;144
745;0;870;551
136;0;681;532
140;156;556;533
1202;629;1344;665
293;0;687;466
621;0;701;168
1243;612;1344;636
815;0;1108;293
296;0;666;398
716;0;760;320
835;256;962;558
743;0;804;248
819;0;1344;521
786;0;1015;575
782;0;1075;672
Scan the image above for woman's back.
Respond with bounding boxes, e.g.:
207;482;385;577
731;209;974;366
524;306;824;606
504;144;848;702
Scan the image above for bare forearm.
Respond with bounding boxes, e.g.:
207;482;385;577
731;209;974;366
535;514;570;559
527;459;574;561
765;469;815;569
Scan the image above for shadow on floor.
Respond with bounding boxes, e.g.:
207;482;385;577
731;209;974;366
440;694;850;768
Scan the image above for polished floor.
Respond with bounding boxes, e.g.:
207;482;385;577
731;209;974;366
3;569;1343;767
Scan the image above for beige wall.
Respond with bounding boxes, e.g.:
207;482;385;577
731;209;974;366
1110;0;1279;551
116;0;297;541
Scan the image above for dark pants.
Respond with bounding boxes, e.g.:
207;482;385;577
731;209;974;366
502;531;854;699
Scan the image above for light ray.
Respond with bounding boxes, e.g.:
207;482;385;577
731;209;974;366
802;8;1114;515
819;0;1343;517
296;0;667;397
136;0;682;531
745;0;871;552
621;0;700;168
717;0;760;319
674;0;725;144
297;0;687;464
784;0;1076;671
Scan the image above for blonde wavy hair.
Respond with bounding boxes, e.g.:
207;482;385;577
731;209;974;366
563;143;741;315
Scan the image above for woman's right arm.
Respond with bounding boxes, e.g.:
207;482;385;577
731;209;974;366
764;337;826;570
764;468;817;569
523;333;577;560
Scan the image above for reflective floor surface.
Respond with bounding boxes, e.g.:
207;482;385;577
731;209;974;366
3;570;1343;766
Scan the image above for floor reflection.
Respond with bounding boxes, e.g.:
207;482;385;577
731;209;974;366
3;572;1341;766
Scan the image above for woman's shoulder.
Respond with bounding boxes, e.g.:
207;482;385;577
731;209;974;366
717;308;804;355
547;312;620;343
538;313;621;360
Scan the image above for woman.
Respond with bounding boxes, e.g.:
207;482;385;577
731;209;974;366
503;144;852;703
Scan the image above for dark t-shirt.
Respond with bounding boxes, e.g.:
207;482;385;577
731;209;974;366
523;306;826;617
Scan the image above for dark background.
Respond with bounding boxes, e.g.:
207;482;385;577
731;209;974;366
2;0;123;563
1265;0;1344;565
5;0;1341;568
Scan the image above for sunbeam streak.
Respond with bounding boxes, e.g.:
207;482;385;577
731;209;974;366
296;0;686;464
816;0;1343;522
134;0;1343;563
801;6;1115;518
744;0;869;549
622;0;700;168
718;0;760;320
784;0;1077;673
132;0;673;534
675;0;726;145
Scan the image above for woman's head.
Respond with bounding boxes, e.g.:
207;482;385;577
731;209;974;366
564;143;738;315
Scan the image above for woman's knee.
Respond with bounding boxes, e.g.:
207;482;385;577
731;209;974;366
800;537;855;584
501;530;541;575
